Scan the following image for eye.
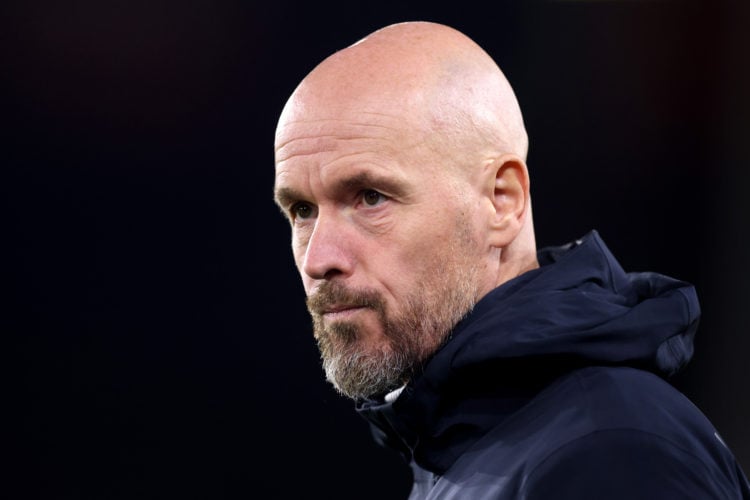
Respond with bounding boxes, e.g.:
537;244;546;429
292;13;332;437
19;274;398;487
362;189;386;206
291;202;315;220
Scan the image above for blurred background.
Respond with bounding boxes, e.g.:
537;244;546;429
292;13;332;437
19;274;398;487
5;0;749;498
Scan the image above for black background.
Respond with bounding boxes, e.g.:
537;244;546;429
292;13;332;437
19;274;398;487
6;1;749;498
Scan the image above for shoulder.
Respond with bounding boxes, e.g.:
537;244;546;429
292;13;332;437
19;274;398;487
546;366;710;433
518;366;748;499
541;366;737;468
441;366;748;499
521;427;745;499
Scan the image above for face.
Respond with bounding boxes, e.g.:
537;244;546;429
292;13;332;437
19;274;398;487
274;106;488;400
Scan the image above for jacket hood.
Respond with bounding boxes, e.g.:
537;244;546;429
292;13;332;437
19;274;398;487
356;230;700;473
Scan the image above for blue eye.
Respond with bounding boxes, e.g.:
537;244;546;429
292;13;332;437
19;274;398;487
363;190;385;206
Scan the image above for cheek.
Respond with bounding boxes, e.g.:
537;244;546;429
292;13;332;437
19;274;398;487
292;243;304;268
290;239;311;288
383;226;453;286
396;209;482;281
291;227;310;261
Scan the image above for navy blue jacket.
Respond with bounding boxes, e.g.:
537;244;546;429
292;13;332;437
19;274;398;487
357;231;750;499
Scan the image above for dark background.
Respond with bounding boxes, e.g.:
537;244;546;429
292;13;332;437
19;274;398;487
6;1;749;498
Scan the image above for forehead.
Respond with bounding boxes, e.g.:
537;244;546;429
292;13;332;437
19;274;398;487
274;66;432;154
275;114;409;165
274;108;433;187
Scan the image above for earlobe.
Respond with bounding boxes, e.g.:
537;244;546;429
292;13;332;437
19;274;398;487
486;155;530;248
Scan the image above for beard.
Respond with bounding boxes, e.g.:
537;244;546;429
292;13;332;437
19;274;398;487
306;220;482;400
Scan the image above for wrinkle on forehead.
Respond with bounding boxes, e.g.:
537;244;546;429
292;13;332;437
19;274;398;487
275;113;429;166
275;115;405;156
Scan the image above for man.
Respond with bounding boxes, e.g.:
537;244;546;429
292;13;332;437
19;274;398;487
273;21;750;499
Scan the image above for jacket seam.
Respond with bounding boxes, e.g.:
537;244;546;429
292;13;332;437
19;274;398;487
522;427;721;494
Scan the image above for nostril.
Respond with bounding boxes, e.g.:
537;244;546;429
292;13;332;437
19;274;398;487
323;268;344;281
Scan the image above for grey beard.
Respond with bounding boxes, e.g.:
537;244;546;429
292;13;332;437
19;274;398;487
318;321;413;400
311;275;478;400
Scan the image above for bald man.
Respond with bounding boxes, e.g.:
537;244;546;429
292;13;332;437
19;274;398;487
273;21;750;499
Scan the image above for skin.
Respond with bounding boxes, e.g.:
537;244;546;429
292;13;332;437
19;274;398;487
274;21;539;400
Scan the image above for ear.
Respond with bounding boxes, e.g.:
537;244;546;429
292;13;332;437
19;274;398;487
484;155;530;248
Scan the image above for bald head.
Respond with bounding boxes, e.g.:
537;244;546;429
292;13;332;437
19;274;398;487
275;21;528;166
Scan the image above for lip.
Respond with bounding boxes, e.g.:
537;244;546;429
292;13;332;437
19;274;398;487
324;304;358;313
322;305;365;319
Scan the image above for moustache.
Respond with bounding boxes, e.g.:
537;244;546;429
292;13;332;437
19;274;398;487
306;282;384;316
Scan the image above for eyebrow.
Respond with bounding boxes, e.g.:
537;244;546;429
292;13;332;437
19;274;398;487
274;170;408;210
274;186;305;211
335;171;407;199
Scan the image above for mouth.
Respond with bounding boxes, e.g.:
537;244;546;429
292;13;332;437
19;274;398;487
321;305;366;320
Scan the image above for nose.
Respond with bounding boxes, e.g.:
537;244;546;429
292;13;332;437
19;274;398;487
300;213;352;281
